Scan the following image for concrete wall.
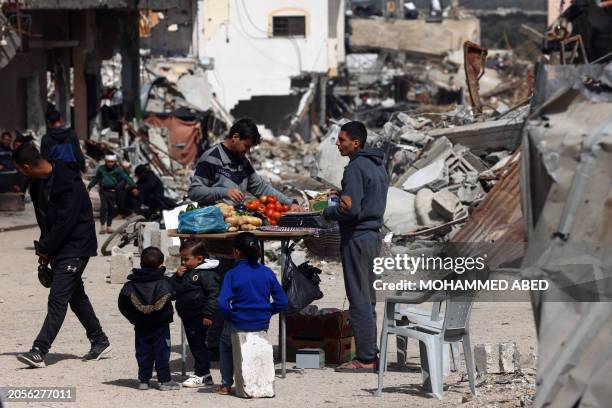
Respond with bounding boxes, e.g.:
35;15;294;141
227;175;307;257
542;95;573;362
0;50;47;132
198;0;345;111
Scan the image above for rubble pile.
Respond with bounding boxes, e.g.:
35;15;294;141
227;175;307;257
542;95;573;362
311;101;526;246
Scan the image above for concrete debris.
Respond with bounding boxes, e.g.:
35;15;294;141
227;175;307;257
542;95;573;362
475;342;521;375
231;331;276;398
109;247;134;285
432;190;463;221
402;159;448;193
383;187;417;235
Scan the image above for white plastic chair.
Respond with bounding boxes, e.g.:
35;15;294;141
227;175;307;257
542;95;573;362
377;289;477;399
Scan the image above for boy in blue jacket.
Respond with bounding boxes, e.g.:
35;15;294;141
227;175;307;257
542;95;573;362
216;232;288;395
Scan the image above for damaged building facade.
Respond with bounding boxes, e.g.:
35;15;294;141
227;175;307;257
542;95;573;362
194;0;346;138
0;0;179;139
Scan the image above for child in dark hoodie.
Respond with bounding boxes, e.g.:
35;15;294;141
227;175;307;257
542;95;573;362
216;232;288;395
118;247;179;391
171;239;221;388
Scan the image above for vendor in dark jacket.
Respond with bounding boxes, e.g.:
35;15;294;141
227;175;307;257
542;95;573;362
171;239;221;388
40;107;86;173
323;121;388;373
12;143;110;369
118;247;179;391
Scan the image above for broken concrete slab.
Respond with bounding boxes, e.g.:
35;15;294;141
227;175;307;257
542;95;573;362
474;342;521;374
415;188;445;227
109;247;134;285
424;115;525;156
350;18;480;58
310;122;349;189
231;331;276;398
383;187;417;235
432;190;462;221
401;159;448;193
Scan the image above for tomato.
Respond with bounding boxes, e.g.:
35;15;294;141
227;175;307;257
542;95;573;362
265;208;274;217
265;203;275;211
267;195;277;204
259;195;268;204
282;204;290;212
258;204;266;212
246;200;259;211
275;202;283;211
269;219;278;226
272;211;281;220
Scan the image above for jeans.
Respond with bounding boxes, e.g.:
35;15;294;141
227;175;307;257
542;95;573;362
99;188;116;226
219;322;235;386
33;257;107;355
183;316;211;377
135;324;171;383
340;230;382;363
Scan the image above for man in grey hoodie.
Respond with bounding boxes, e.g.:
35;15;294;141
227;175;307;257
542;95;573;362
323;121;388;372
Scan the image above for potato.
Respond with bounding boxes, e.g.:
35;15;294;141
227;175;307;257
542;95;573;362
244;216;262;227
240;224;257;231
225;216;239;226
228;226;239;232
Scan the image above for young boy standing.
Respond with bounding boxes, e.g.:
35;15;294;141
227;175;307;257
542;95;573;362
118;247;179;391
87;154;137;234
172;240;221;387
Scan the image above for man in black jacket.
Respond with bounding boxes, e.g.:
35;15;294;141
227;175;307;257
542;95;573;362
40;107;86;173
118;247;179;390
133;164;176;218
323;121;389;373
12;143;110;368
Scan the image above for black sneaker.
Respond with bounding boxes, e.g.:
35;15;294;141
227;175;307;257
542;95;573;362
17;347;46;368
203;374;214;386
83;339;111;361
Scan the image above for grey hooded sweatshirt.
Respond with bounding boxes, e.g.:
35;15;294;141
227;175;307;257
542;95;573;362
323;148;389;237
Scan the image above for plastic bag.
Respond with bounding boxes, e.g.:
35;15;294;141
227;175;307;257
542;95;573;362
178;206;228;234
282;254;324;314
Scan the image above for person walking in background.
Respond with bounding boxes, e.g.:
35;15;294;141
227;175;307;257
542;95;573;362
40;107;86;173
88;154;137;234
12;143;110;368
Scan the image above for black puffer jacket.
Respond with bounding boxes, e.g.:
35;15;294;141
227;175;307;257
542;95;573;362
118;267;175;329
172;260;221;321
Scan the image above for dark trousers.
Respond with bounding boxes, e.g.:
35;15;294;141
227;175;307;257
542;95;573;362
33;257;106;355
340;230;382;363
99;188;116;226
183;316;211;377
135;324;171;383
219;322;234;386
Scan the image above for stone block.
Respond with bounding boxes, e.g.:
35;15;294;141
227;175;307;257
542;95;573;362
474;342;521;374
109;248;133;284
415;188;445;227
432;190;462;221
231;331;275;398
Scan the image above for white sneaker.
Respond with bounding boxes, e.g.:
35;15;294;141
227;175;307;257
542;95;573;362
182;375;204;388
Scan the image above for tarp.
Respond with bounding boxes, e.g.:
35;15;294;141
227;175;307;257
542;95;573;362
144;115;201;165
521;62;612;408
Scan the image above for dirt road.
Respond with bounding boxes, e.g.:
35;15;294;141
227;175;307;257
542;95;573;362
0;220;537;407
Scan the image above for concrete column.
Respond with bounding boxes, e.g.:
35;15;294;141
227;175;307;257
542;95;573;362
71;10;96;139
120;10;140;120
53;50;71;126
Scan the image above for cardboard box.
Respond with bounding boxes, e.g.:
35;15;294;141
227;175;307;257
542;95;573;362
285;310;353;339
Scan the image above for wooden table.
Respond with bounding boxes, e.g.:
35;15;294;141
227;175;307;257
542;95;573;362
167;228;315;378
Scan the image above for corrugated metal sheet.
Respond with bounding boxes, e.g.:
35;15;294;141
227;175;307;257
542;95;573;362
449;149;525;269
